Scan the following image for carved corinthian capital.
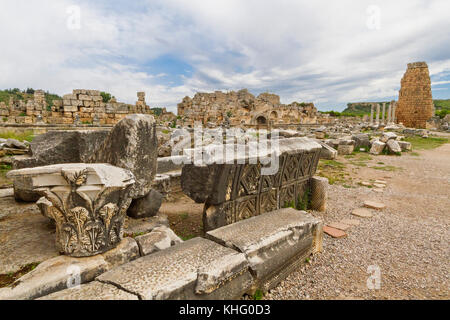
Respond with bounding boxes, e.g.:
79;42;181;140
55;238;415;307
8;164;135;257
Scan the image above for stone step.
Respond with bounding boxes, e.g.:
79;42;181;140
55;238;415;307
206;208;323;292
341;219;360;226
38;281;138;300
327;222;351;231
323;226;347;239
351;208;374;218
96;237;253;300
363;200;386;210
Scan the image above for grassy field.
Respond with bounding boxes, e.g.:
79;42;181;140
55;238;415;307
404;136;449;150
0;130;35;142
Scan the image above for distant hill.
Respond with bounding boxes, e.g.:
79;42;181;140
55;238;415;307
0;88;61;107
342;102;392;116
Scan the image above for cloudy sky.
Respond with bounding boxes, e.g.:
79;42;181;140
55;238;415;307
0;0;449;112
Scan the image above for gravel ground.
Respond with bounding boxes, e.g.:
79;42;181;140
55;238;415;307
266;143;450;300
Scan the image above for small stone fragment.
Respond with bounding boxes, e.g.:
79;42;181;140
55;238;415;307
323;226;347;239
364;200;386;210
351;208;374;218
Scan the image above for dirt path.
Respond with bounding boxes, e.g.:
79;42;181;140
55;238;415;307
267;142;450;300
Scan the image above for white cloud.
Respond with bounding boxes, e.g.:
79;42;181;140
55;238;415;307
0;0;449;112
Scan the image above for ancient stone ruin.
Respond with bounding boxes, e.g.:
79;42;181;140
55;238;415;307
0;89;152;125
181;137;324;231
396;62;434;129
177;89;329;127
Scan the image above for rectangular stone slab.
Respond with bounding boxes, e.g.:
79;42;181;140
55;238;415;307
97;237;253;300
38;281;139;300
206;208;323;291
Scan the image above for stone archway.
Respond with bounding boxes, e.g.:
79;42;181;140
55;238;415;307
269;111;278;120
256;116;267;125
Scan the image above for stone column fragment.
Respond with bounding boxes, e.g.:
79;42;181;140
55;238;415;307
7;164;135;257
310;176;328;212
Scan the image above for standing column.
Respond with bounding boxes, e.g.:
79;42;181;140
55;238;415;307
382;103;386;125
387;102;392;124
370;104;374;124
392;102;397;123
376;104;380;125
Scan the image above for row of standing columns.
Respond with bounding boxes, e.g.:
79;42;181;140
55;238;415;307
370;101;397;125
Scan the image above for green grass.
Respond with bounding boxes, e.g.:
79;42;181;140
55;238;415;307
0;130;35;142
251;289;264;300
319;160;345;169
410;152;420;156
372;165;400;172
180;234;195;241
404;136;449;150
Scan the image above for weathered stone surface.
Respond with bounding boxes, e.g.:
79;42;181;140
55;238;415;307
182;137;322;231
7;163;135;257
19;130;109;169
97;237;253;300
351;134;370;149
124;213;169;236
341;219;360;226
380;132;398;143
11;130;110;202
127;189;163;219
370;140;386;155
38;281;139;300
327;222;351;231
351;208;374;218
157;155;187;174
323;225;347;238
310;176;328;212
206;208;323;291
317;140;337;160
337;144;354;155
135;226;183;256
0;238;139;300
398;141;412;151
364;200;386;210
5;138;28;150
89;114;157;199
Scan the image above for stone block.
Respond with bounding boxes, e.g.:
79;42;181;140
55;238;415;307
127;189;163;218
351;133;370;149
369;140;386;155
386;140;402;153
78;94;92;101
380;132;397;143
89;114;158;199
134;226;183;256
317;140;337;160
63;105;78;113
206;208;323;292
38;281;138;300
398;141;412;151
157;156;188;174
0;238;139;300
337;144;354;155
97;237;253;300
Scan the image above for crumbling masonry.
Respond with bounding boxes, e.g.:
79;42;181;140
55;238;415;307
396;62;434;128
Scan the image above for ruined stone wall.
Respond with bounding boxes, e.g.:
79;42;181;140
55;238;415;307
396;62;434;128
0;89;152;126
177;89;324;127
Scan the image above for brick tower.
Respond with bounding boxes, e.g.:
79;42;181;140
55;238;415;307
396;62;434;128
